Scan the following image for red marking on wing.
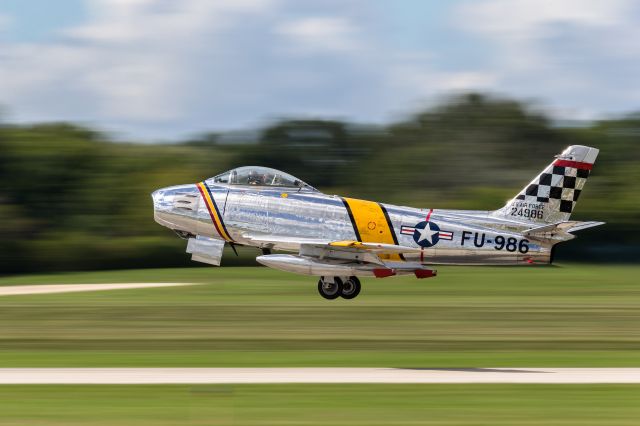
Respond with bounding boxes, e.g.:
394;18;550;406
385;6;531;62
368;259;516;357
414;269;436;279
373;268;396;278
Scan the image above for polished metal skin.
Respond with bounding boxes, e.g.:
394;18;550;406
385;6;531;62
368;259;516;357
152;147;603;298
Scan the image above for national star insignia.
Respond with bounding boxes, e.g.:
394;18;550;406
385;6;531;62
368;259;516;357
417;225;438;245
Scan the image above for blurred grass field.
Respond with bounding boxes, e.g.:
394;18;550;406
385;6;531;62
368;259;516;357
1;384;640;426
0;264;638;368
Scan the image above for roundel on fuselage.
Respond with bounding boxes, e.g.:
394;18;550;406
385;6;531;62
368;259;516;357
413;221;440;248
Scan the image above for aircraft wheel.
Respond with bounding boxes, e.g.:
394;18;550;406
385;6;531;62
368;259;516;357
341;276;361;299
318;277;343;300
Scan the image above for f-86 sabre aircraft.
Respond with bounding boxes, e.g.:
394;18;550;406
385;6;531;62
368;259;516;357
152;145;602;300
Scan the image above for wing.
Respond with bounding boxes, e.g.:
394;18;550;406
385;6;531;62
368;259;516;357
242;234;423;253
247;234;435;279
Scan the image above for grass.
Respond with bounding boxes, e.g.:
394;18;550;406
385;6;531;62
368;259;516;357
1;265;638;425
0;264;639;367
1;384;640;425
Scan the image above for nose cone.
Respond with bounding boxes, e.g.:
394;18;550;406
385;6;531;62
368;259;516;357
151;189;162;208
152;187;175;229
151;188;170;211
151;184;200;231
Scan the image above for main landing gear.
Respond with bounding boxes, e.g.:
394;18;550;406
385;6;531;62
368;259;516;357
317;276;361;300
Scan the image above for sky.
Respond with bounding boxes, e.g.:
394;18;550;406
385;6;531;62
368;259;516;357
0;0;638;141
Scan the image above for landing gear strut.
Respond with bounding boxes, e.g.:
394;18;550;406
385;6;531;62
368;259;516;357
317;276;361;300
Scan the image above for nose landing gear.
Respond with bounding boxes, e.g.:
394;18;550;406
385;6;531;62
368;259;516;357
317;276;361;300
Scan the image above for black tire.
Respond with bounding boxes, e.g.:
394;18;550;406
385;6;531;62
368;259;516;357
318;277;343;300
341;276;361;299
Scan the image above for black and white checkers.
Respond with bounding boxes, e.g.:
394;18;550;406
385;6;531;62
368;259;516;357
515;161;591;213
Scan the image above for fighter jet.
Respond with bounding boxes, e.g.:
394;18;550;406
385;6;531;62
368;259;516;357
152;145;602;299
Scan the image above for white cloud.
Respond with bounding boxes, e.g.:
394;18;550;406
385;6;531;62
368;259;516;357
436;71;497;92
0;0;276;127
384;62;498;116
275;17;361;53
1;0;639;139
453;0;640;117
1;1;427;138
458;0;632;37
67;0;272;43
455;0;636;70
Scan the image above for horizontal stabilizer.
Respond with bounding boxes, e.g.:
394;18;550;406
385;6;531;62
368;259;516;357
524;220;604;239
564;221;605;233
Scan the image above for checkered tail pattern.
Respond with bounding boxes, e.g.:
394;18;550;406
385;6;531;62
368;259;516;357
494;145;599;224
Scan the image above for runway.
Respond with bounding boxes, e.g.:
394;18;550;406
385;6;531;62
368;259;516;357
1;368;640;384
0;282;197;296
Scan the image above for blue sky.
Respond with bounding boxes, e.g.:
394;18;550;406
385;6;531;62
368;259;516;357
0;0;638;140
0;0;86;42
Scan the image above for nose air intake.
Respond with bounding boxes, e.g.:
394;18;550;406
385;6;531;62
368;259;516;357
151;184;201;232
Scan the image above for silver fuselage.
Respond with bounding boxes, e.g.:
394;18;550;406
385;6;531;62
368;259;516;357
153;183;554;266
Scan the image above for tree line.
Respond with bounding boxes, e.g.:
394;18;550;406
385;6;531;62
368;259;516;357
0;94;638;273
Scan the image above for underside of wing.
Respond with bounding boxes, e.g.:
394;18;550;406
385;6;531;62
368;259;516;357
255;253;436;278
250;235;435;279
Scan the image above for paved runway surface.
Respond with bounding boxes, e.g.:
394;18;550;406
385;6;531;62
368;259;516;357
0;282;196;296
1;368;640;384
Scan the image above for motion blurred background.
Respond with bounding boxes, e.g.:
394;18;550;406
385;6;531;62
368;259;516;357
1;3;640;424
0;0;638;273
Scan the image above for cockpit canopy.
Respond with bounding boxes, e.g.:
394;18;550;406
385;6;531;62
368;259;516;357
207;166;317;191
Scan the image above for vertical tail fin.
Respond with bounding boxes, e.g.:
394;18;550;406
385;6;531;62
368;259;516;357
493;145;599;224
